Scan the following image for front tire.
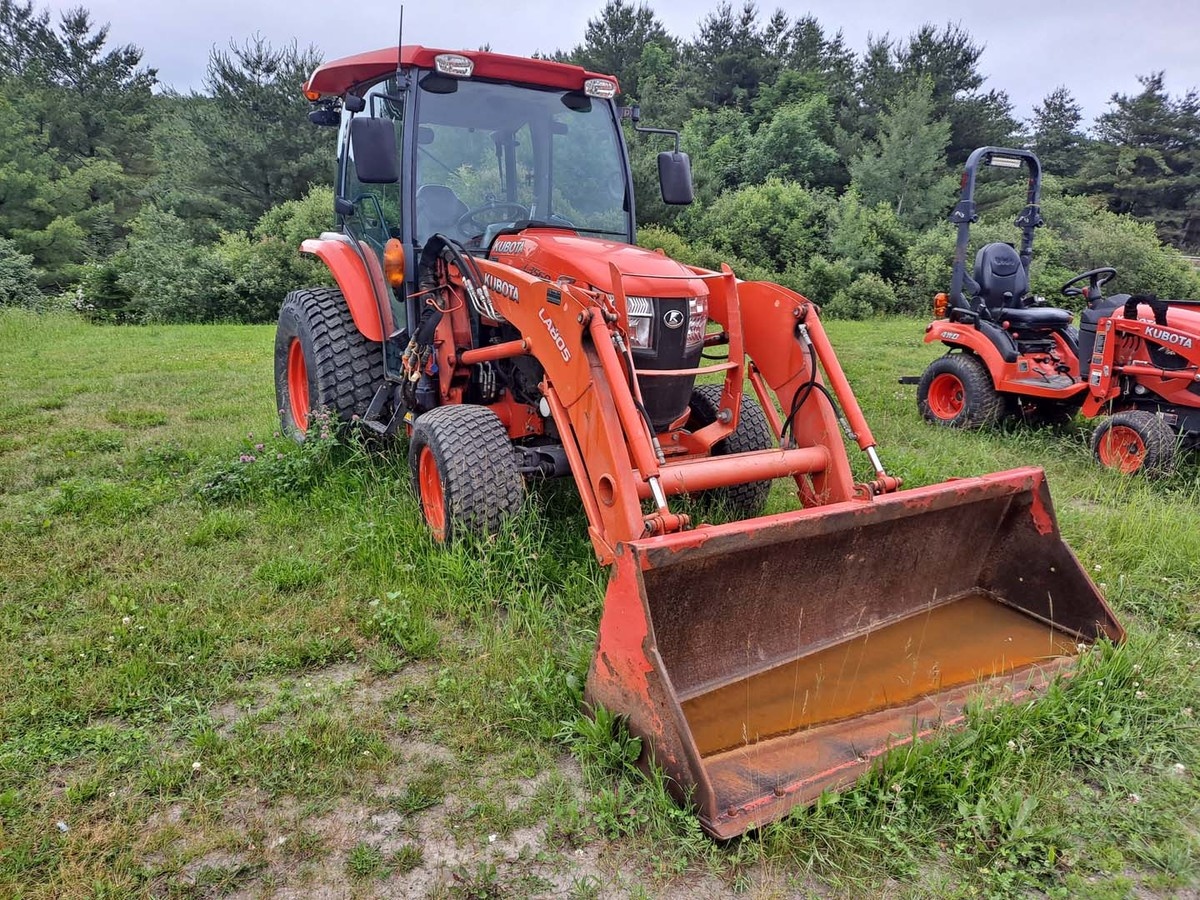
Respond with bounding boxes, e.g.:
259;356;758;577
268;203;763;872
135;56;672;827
408;405;525;542
1091;410;1177;476
274;287;385;440
685;384;774;519
917;354;1004;429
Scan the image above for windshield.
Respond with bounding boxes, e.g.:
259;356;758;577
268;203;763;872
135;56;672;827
414;75;631;247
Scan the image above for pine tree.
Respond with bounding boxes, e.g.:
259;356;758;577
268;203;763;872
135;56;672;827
1080;73;1200;247
1030;86;1084;176
848;81;957;230
177;37;333;230
561;0;675;101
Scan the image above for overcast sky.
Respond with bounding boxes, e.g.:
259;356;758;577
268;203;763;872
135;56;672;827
43;0;1200;123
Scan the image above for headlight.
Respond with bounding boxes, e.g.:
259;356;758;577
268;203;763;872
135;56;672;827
625;296;653;349
686;294;708;347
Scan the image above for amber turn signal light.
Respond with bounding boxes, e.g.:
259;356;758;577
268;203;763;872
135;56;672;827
933;292;949;317
384;238;406;289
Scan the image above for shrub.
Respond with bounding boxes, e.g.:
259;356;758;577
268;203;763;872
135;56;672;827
780;254;854;303
0;237;45;309
823;272;898;319
90;186;335;324
828;190;913;283
683;178;831;273
636;224;772;281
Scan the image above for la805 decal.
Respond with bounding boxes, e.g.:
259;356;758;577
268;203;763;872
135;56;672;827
539;308;572;362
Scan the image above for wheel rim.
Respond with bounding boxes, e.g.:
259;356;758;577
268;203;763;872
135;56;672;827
927;372;965;420
1097;424;1146;473
418;446;447;541
287;338;310;433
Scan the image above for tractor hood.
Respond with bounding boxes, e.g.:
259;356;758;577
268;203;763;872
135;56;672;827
488;229;710;300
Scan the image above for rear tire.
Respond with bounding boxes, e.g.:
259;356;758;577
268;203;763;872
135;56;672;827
1091;410;1177;476
408;405;525;542
274;287;385;440
686;384;774;519
917;354;1004;429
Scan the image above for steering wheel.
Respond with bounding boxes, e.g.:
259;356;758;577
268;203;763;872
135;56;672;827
1061;267;1117;298
456;201;530;237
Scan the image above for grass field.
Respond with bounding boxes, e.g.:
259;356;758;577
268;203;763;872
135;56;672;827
1;308;1198;899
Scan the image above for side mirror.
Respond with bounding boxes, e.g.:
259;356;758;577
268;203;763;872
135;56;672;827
349;117;399;184
308;107;340;127
658;151;694;205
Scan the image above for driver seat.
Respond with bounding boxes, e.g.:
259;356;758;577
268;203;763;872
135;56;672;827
416;184;467;243
973;242;1073;329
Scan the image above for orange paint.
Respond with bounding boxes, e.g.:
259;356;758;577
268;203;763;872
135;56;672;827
681;593;1079;758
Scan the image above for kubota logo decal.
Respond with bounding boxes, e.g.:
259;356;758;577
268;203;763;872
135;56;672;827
539;307;571;361
1146;325;1193;349
483;272;520;302
663;309;684;329
493;240;525;255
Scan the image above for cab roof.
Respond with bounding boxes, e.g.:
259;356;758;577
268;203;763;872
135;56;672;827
303;46;618;99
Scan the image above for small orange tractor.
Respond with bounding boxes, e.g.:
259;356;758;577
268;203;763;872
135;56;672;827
281;48;1122;837
913;146;1200;475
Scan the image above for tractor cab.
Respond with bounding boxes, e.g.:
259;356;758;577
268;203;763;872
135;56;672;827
300;46;701;427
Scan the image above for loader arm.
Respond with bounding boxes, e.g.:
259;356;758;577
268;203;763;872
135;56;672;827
460;256;889;563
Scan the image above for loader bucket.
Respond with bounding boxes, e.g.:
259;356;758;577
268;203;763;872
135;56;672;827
585;467;1122;839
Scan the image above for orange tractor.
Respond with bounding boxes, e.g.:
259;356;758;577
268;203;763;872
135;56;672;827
913;146;1200;475
280;48;1122;838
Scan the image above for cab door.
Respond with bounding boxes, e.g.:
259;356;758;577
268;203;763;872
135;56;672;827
338;77;409;376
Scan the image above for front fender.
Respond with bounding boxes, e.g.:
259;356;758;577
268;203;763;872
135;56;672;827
300;234;384;343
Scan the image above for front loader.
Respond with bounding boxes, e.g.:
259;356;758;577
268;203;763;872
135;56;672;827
280;46;1123;838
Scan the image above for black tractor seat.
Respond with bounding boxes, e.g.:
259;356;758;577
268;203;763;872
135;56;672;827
972;242;1073;330
995;306;1074;329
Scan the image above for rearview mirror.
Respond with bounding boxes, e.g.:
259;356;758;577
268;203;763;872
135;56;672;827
308;107;339;127
658;151;694;205
349;117;399;184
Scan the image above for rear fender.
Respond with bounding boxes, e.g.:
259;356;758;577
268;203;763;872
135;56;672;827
300;234;385;343
925;320;1009;377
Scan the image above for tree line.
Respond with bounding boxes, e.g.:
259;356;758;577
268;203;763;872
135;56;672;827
1;0;1198;322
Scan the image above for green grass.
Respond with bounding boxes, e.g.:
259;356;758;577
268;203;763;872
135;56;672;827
0;308;1197;898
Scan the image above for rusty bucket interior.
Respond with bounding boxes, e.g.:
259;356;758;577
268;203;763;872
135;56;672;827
585;468;1123;839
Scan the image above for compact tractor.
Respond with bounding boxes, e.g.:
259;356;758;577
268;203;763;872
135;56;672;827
915;146;1200;475
280;51;1121;837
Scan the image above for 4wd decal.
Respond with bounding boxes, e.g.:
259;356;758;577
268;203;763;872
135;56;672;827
539;307;572;361
941;330;961;340
1145;325;1193;350
483;272;520;302
493;240;525;255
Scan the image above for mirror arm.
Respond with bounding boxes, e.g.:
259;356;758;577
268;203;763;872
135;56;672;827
634;124;682;153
